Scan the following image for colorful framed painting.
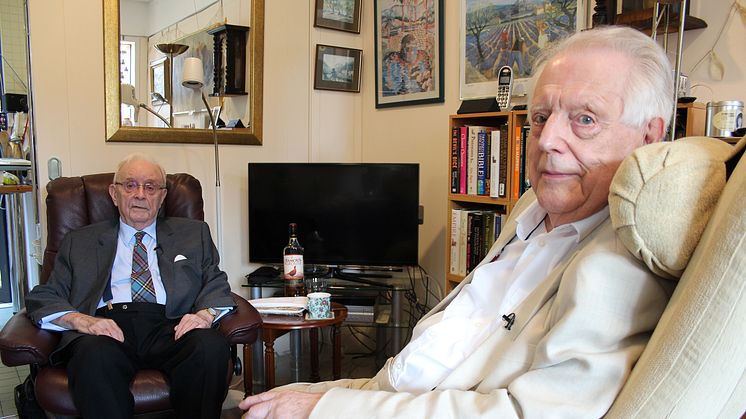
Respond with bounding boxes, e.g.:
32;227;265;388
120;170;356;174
460;0;589;100
374;0;444;108
314;44;362;93
314;0;361;33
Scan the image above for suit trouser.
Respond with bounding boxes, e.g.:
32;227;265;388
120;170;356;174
60;303;230;419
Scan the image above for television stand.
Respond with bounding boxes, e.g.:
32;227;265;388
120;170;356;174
329;267;393;288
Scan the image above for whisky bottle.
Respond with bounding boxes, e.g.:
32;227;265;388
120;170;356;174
283;223;304;281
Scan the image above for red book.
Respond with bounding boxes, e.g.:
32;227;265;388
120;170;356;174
459;126;468;194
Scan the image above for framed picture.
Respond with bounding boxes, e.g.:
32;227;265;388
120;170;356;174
374;0;444;108
149;57;170;105
314;44;362;93
314;0;361;33
460;0;589;100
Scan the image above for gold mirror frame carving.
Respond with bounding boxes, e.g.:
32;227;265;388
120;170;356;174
104;0;264;145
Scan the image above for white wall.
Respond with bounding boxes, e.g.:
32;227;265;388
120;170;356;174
25;0;746;299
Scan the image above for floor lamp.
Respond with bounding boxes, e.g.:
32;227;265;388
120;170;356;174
155;43;188;127
181;57;223;255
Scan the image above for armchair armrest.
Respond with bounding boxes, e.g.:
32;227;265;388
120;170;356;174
218;293;262;345
0;309;59;367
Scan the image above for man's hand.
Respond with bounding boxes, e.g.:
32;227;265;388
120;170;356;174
240;390;322;419
173;310;212;340
55;312;125;342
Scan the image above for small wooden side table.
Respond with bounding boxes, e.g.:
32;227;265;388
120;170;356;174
260;302;348;389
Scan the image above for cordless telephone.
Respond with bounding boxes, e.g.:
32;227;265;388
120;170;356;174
496;66;513;110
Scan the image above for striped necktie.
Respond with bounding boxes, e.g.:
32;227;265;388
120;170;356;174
131;231;157;303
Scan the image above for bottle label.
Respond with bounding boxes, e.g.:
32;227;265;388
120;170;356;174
283;255;304;280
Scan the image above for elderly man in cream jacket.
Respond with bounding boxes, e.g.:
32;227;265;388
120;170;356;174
241;26;675;419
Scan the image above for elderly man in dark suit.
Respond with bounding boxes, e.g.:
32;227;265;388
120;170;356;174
26;153;235;419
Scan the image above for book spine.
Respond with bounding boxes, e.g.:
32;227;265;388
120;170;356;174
467;211;483;272
482;210;495;256
458;209;469;275
449;209;461;275
459;126;468;194
489;130;500;198
476;131;487;195
450;127;459;194
521;124;531;193
513;125;522;200
467;127;479;195
484;132;491;197
499;125;509;198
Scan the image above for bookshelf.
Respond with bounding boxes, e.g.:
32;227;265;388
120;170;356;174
445;110;527;291
444;104;706;292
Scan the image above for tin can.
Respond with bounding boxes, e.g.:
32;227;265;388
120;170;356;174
705;101;744;137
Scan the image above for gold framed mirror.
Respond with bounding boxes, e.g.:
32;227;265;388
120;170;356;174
103;0;263;145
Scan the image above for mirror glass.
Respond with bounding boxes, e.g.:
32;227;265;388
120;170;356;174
104;0;263;145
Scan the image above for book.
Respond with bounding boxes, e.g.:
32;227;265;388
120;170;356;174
489;129;501;198
513;125;522;200
466;211;483;272
449;209;461;275
450;127;459;194
498;124;509;198
518;125;527;196
459;126;468;194
467;126;494;195
458;209;470;275
482;210;496;256
476;131;488;195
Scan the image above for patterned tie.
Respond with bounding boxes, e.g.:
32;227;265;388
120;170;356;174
131;231;157;303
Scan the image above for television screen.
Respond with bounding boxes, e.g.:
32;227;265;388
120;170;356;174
248;163;419;267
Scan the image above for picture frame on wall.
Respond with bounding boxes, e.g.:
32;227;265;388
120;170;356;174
314;0;362;33
149;57;170;105
314;44;362;93
459;0;589;100
374;0;444;108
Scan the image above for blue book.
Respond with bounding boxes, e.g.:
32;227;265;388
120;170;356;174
476;131;488;195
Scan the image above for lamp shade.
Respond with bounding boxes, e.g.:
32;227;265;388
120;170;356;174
120;83;139;107
182;57;205;89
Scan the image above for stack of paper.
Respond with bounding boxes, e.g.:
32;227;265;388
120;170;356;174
248;296;308;316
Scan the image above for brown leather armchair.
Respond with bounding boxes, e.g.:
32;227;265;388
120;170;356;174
0;173;261;416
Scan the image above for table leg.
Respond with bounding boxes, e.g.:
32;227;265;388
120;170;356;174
310;328;320;382
290;330;302;382
264;336;276;390
332;324;342;380
392;290;402;353
243;343;253;396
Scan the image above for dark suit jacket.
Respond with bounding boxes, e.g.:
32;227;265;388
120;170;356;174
25;216;236;358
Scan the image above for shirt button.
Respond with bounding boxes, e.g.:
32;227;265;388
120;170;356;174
394;360;402;370
538;239;546;247
122;304;128;310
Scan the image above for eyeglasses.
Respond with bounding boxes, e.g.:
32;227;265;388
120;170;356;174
114;181;166;195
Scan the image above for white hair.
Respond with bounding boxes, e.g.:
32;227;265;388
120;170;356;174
114;153;167;185
531;25;674;130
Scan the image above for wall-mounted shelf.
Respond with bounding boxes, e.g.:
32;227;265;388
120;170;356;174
614;8;707;36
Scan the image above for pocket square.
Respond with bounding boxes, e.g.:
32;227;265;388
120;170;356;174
174;254;187;262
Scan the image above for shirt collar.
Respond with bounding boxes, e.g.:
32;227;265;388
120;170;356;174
118;219;158;244
515;200;609;243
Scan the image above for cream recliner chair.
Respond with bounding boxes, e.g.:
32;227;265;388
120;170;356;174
605;135;745;418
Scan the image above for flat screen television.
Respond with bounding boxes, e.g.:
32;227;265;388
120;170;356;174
248;163;419;268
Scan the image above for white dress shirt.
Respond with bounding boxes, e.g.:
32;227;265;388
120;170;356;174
389;202;609;392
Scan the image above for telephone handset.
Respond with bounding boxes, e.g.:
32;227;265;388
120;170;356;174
496;66;513;110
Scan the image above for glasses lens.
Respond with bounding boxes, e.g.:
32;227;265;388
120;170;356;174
121;181;161;194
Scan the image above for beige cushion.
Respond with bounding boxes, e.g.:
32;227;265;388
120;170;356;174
606;136;746;418
608;137;733;279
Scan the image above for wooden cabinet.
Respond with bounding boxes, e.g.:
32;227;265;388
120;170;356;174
445;111;527;292
674;102;706;140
